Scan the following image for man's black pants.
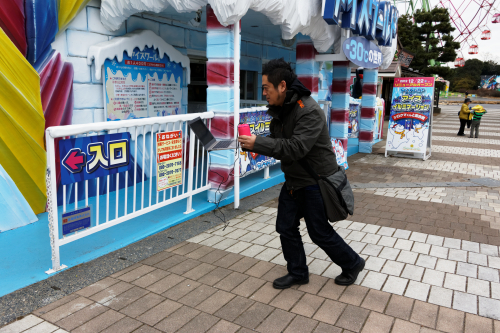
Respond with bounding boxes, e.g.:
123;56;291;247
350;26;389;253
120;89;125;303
458;119;467;135
276;184;361;280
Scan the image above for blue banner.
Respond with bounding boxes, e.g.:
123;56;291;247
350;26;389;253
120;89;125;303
59;133;132;185
239;110;279;176
342;37;383;69
62;206;91;236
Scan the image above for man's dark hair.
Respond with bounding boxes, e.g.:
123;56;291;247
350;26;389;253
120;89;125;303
262;58;297;89
464;98;471;103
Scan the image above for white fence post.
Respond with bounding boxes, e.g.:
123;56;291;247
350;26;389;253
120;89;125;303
185;129;196;214
45;132;67;274
263;167;270;179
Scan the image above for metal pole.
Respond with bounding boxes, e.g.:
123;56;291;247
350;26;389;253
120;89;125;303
45;131;67;274
185;128;196;214
233;20;241;209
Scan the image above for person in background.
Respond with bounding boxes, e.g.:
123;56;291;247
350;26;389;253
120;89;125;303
457;98;471;136
470;105;487;138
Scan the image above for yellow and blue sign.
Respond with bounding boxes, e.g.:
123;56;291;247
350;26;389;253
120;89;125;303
322;0;398;46
343;36;383;68
61;206;91;236
59;133;132;185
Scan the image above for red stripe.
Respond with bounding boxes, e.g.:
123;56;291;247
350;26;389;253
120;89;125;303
359;131;374;142
330;110;349;122
296;43;317;60
297;76;319;93
360;108;376;118
207;61;234;86
331;80;350;93
362;84;377;96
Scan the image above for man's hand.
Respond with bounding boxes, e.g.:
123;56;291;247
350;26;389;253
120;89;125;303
238;135;257;151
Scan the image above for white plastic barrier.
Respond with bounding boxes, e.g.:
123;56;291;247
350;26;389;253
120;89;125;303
45;112;214;274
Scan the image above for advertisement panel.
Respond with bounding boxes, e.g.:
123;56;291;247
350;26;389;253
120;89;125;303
348;98;360;138
239;110;279;177
104;46;183;121
59;133;132;185
332;139;348;170
156;131;183;191
385;77;434;158
480;75;500;90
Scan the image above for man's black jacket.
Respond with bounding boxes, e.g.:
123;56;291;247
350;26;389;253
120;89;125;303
252;78;339;191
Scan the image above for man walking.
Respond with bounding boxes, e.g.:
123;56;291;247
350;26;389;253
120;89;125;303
238;59;364;289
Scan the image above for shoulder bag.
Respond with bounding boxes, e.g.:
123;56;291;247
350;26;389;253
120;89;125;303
298;160;355;222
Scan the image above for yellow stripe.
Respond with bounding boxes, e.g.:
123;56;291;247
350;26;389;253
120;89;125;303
0;28;46;214
58;0;92;32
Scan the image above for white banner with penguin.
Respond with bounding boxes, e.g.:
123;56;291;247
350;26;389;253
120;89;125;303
385;77;434;159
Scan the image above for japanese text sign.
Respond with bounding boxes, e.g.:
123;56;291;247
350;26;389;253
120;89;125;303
156;131;183;191
62;207;91;236
386;77;434;154
104;46;183;121
59;133;132;185
342;37;383;68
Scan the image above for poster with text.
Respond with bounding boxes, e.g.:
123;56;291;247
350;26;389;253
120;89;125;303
104;47;183;121
386;77;434;154
156;131;183;191
239;110;279;177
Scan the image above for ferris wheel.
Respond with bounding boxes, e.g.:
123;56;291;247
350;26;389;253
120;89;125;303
436;0;498;66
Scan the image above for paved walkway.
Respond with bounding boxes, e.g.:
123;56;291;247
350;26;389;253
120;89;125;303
2;106;500;333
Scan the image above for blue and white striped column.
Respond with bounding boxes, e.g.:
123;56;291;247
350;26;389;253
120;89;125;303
205;5;238;203
329;61;351;157
359;69;378;153
296;38;319;102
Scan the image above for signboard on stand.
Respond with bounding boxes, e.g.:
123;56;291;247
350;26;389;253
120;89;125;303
239;110;279;177
156;131;183;191
104;46;183;121
385;77;434;160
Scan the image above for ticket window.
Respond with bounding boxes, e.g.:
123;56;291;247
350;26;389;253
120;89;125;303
188;60;207;113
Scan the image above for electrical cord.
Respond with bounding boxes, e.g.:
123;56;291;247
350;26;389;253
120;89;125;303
208;141;251;231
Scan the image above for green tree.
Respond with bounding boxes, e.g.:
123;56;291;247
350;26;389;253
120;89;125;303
449;59;484;90
398;8;460;76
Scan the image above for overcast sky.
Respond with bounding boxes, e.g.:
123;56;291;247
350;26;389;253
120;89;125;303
395;0;500;64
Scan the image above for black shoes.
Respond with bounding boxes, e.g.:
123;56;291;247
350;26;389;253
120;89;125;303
273;274;309;289
335;258;365;286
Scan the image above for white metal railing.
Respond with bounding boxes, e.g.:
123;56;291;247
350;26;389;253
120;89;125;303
45;112;214;274
240;100;267;108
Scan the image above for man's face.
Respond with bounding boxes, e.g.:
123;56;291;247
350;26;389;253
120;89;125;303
262;75;286;106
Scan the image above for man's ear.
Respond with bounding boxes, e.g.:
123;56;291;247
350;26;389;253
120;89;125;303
279;80;287;93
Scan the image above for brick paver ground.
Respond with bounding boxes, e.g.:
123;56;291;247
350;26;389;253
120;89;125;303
1;106;499;332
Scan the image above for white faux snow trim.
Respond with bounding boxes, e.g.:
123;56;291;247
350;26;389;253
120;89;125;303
100;0;336;53
87;29;191;82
